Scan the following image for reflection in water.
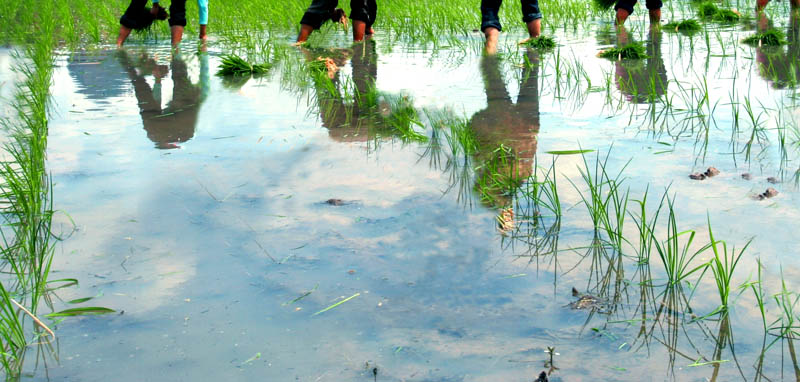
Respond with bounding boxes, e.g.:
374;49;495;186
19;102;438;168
614;26;668;104
470;50;540;208
118;50;209;149
756;10;800;88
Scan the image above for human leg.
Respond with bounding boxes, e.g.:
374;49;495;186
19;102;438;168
645;0;662;23
297;0;341;43
614;0;636;25
118;0;150;46
198;0;209;39
521;0;542;37
350;0;372;41
481;0;503;54
169;0;187;46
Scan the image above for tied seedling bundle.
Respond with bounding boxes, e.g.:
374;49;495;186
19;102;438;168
520;35;556;50
217;55;271;76
713;9;740;22
697;2;719;18
664;19;703;33
598;42;649;60
743;29;788;46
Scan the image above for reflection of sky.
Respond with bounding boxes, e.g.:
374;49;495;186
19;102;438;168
39;20;800;381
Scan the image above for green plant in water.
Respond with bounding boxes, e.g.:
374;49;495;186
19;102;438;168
598;42;649;60
664;19;703;33
521;35;556;50
697;1;719;18
650;196;710;287
217;54;271;76
706;216;750;315
742;29;788;46
712;9;740;23
593;0;617;11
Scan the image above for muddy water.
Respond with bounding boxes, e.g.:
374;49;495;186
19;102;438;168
29;9;800;382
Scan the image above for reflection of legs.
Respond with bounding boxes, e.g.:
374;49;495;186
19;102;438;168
352;40;378;107
517;50;540;109
481;0;503;54
521;0;542;38
169;0;187;46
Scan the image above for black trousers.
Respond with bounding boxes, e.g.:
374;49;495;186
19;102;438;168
614;0;662;14
299;0;376;29
350;0;377;28
120;0;154;30
169;0;187;27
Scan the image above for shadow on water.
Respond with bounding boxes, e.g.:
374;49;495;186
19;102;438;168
117;50;209;149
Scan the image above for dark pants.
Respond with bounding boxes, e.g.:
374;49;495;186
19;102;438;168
614;0;662;14
120;0;154;30
169;0;187;27
300;0;339;29
350;0;377;28
481;0;542;32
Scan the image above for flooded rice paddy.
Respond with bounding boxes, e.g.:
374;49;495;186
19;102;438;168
5;2;800;381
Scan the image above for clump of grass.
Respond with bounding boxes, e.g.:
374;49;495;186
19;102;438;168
712;9;741;23
521;35;556;50
664;19;703;33
742;29;788;46
216;55;271;76
598;42;649;60
697;1;719;17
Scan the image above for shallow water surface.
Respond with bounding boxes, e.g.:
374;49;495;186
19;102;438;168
30;8;800;381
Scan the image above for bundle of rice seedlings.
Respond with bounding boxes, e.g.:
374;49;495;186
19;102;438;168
521;35;556;50
593;0;617;11
697;2;719;18
216;55;271;76
742;28;787;46
664;19;703;33
598;42;649;60
712;9;741;22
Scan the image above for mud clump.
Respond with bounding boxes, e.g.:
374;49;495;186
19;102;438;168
755;188;779;200
689;167;720;180
568;287;608;311
535;371;549;382
324;198;358;206
767;176;780;184
741;173;752;180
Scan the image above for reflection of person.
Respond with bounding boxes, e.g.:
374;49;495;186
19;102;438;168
755;10;800;88
757;0;799;14
614;0;661;25
117;0;209;47
470;50;540;207
118;51;209;149
480;0;542;54
310;41;380;142
296;0;377;43
614;26;667;104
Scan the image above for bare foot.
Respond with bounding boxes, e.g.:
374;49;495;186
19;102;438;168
484;27;500;55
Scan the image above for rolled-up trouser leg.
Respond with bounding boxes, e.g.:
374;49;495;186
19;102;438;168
300;0;339;29
521;0;543;22
197;0;209;25
481;0;503;32
645;0;662;10
350;0;372;24
614;0;637;15
366;0;377;29
169;0;187;27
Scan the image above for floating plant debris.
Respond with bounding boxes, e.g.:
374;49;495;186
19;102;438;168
216;55;271;76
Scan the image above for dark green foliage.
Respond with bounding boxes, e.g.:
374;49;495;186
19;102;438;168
743;29;788;46
598;42;649;60
664;19;703;33
521;35;557;50
697;1;719;18
216;55;271;76
593;0;617;11
712;9;741;22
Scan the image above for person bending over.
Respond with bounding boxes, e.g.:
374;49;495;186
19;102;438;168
296;0;377;43
117;0;209;47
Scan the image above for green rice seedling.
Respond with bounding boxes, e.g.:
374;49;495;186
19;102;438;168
664;19;703;33
598;42;649;60
697;1;719;18
712;9;741;23
217;55;271;76
742;29;788;46
521;35;557;50
705;216;751;315
650;196;710;287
